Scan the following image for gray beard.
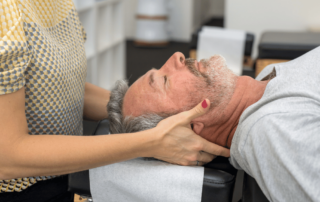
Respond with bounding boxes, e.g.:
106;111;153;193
184;55;236;110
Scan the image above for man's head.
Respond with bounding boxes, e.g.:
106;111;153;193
107;52;237;138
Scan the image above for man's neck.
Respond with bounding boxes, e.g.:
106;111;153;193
200;76;270;148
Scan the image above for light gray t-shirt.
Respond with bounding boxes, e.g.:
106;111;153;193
230;46;320;202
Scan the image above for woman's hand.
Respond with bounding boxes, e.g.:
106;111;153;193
152;99;230;166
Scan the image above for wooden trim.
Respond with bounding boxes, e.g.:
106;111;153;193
256;59;290;77
74;194;85;202
189;49;197;59
136;15;168;20
243;56;253;69
134;40;169;47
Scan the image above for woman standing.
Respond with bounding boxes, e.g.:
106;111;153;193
0;0;229;201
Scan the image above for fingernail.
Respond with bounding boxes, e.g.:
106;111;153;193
201;100;208;108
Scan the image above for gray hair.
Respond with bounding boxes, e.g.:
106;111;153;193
107;80;167;134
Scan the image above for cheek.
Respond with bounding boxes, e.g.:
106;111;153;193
141;90;175;114
124;89;158;116
167;78;203;110
170;77;192;97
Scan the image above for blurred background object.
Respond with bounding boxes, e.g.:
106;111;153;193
126;0;225;42
225;0;320;58
309;26;320;33
197;26;246;76
72;0;125;90
135;0;169;46
189;30;255;73
125;0;229;85
256;31;320;76
72;0;320;89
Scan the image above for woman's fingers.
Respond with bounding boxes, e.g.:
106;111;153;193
157;99;210;131
153;98;230;166
201;139;230;157
192;161;207;167
191;152;216;166
176;99;230;158
197;151;216;163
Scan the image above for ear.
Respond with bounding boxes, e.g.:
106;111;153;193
191;122;204;135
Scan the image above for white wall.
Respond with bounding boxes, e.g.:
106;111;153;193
226;0;320;57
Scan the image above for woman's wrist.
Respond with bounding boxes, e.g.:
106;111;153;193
135;127;163;158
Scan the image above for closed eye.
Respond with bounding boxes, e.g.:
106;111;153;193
164;75;169;89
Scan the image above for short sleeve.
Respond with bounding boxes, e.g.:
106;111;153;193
71;0;87;43
0;0;31;95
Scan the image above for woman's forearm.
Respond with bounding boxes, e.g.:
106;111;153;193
83;82;110;121
0;85;151;180
1;129;157;180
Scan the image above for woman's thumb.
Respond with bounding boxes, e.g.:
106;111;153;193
184;99;210;122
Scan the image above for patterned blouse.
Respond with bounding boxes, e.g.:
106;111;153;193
0;0;87;192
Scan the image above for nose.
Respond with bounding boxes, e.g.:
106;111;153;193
160;52;186;74
170;52;186;69
163;52;186;71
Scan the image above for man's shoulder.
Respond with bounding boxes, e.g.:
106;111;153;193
234;98;320;149
231;109;320;202
241;99;320;128
231;109;320;167
246;110;320;130
236;108;320;152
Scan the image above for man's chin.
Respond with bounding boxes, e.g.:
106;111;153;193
200;54;227;70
